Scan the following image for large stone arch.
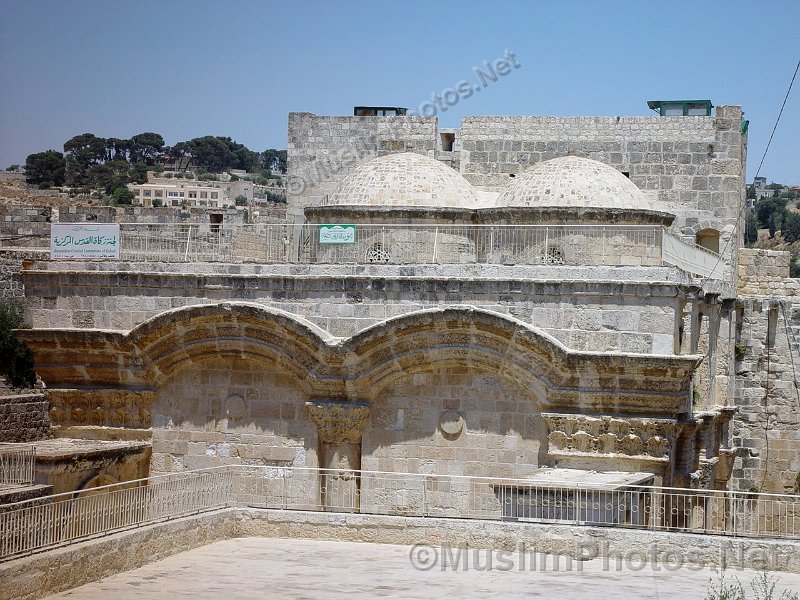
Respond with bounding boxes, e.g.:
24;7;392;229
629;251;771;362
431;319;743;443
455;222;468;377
18;303;701;484
132;304;330;474
339;307;697;417
128;302;333;392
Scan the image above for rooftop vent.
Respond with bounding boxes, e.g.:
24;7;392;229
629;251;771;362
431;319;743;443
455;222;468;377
353;106;407;116
647;100;713;116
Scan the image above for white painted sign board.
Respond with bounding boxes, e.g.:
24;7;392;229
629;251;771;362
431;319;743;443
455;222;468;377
319;224;356;244
51;223;120;259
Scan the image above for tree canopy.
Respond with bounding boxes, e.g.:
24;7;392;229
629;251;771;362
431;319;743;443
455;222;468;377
25;150;66;186
25;130;284;193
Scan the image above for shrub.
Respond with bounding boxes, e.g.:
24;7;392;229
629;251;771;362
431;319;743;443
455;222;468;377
234;195;248;206
265;190;286;203
151;199;163;208
0;299;36;388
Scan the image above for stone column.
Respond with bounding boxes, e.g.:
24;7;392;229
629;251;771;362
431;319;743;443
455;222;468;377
306;400;370;512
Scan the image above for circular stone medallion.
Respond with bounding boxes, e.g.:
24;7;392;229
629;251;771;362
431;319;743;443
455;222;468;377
439;410;464;436
225;395;247;419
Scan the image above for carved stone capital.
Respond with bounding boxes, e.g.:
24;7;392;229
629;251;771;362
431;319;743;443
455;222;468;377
306;400;370;446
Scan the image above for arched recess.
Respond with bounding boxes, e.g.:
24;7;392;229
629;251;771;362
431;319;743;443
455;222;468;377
341;307;699;482
152;355;318;474
695;228;720;254
342;308;574;478
127;303;329;474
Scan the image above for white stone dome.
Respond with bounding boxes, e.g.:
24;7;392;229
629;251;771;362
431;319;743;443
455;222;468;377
330;152;479;208
497;156;647;211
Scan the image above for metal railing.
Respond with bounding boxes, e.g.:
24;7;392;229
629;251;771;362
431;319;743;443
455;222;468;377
0;444;36;485
233;466;800;539
12;223;724;279
0;468;233;559
5;465;790;560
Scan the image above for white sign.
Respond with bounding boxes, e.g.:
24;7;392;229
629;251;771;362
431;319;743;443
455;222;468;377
51;223;120;259
319;224;356;244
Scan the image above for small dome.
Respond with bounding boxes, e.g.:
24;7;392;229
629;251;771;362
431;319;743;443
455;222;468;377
330;152;479;208
497;156;647;210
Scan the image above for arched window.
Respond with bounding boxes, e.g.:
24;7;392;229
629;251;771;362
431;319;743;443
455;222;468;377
695;228;720;254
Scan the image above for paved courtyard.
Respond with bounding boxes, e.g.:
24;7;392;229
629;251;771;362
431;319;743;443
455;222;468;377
44;537;800;599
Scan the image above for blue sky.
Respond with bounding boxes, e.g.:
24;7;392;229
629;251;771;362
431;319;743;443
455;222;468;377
1;0;798;182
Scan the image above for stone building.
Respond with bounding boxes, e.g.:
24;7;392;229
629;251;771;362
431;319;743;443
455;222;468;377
9;104;800;504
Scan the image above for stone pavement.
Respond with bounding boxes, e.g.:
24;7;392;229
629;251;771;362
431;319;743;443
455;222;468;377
43;537;800;600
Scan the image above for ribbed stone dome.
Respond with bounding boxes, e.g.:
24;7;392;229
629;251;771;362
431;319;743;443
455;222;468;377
497;156;648;210
329;152;479;208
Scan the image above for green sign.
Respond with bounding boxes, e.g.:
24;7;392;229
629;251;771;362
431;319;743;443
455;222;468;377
319;224;356;244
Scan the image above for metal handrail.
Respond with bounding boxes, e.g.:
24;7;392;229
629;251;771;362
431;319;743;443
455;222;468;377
1;465;797;560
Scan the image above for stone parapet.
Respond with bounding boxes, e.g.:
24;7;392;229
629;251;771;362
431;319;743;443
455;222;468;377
737;248;798;297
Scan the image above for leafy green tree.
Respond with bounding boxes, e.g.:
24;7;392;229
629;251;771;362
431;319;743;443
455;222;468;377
234;195;248;206
130;132;165;164
265;190;286;203
64;133;107;185
792;257;800;278
783;213;800;244
6;164;22;172
151;198;163;207
112;186;134;205
261;149;287;173
25;150;66;186
128;162;149;184
756;197;788;232
174;136;259;172
0;299;36;389
105;137;131;162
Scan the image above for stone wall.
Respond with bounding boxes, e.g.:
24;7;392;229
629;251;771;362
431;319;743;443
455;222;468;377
362;370;546;478
737;248;799;297
287;113;438;221
730;248;800;493
0;206;51;241
33;438;151;494
0;249;48;298
732;297;800;493
0;392;50;443
20;262;686;354
57;204;252;225
151;357;318;473
0;509;238;600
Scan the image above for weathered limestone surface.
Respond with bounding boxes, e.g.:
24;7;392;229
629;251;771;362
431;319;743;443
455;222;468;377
289;108;747;270
0;249;48;298
0;392;50;443
32;438;151;494
737;248;800;297
0;509;238;600
733;249;800;493
151;357;316;473
17;302;702;484
20;261;689;354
